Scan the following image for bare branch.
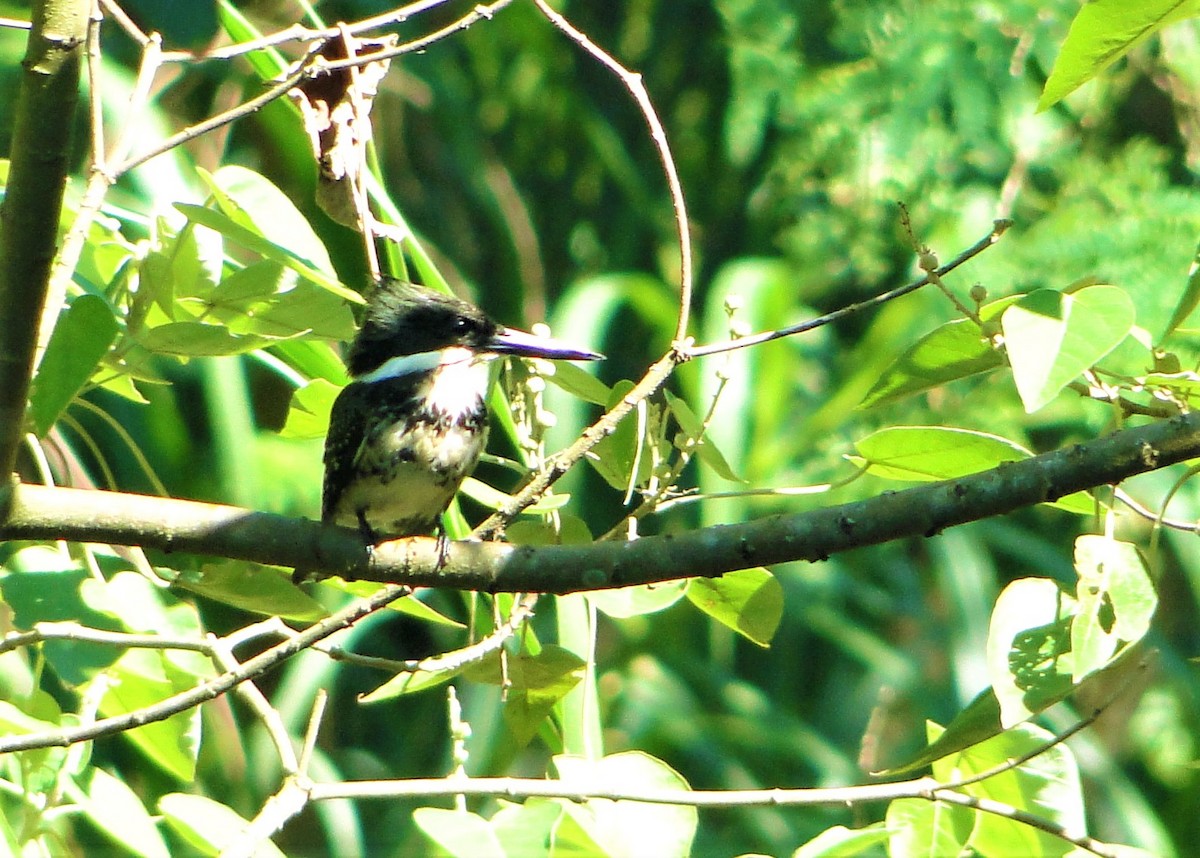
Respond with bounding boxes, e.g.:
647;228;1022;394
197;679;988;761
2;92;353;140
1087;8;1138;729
0;621;210;655
686;219;1012;359
0;584;410;755
533;0;693;344
302;773;1119;857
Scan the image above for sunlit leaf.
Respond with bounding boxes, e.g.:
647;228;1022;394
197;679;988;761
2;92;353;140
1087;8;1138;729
875;688;1002;777
546;360;612;406
554;752;697;858
852;426;1029;481
413;809;505;858
174;562;328;622
861;296;1017;408
1163;235;1200;339
29;294;119;435
176;203;361;304
459;477;571;513
159;793;284;857
1039;0;1200;110
885;796;973;858
665;390;745;483
1001;286;1135;413
82;768;171;858
588;380;653;491
281;378;340;439
588;579;689;618
986;578;1076;727
686;568;782;648
1072;535;1156;678
138;321;288;357
1;550;124;684
930;721;1085;857
792;823;888;858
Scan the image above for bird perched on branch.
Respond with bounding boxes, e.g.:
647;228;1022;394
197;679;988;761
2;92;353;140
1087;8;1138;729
321;279;603;544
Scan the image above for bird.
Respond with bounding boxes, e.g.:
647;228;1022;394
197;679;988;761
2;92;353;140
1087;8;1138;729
321;279;604;545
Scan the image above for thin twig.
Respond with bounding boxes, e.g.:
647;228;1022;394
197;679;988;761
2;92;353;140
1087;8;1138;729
317;594;538;676
209;636;300;776
651;464;870;515
687;219;1013;359
316;0;516;74
298;690;327;776
302;773;1119;857
97;0;150;45
473;222;1008;535
0;584;411;755
532;0;693;344
0;621;211;656
85;1;105;170
1114;486;1200;533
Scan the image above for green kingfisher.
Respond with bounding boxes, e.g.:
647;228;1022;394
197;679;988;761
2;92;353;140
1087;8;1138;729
321;280;603;543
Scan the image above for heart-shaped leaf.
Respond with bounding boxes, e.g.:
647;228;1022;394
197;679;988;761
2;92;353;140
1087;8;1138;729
1001;286;1134;412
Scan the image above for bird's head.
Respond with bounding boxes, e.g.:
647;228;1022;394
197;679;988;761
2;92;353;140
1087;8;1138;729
346;281;603;382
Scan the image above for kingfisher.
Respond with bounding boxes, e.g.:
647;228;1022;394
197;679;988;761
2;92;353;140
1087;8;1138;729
321;280;603;544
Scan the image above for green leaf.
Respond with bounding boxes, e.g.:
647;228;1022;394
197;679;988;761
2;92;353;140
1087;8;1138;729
468;646;588;745
1071;535;1156;679
1038;0;1200;111
932;722;1085;858
860;296;1016;408
209;165;335;274
413;809;506;858
588;579;688;618
334;580;466;627
95;648;202;780
791;823;888;858
492;799;603;858
875;688;1001;777
1001;286;1135;413
200;260;288;315
686;568;783;647
545;360;612;406
986;578;1075;727
139;321;286;356
665;391;744;482
0;699;67;794
1;549;124;684
1163;235;1200;339
281;378;341;439
175;203;362;304
852;426;1030;481
29;294;119;435
359;660;468;701
82;768;171;858
459;477;571;514
159;793;285;857
81;573;209;780
553;752;697;858
885;796;974;858
173;561;329;622
588;380;653;491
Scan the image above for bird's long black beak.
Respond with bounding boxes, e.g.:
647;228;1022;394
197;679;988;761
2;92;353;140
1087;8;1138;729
488;327;604;362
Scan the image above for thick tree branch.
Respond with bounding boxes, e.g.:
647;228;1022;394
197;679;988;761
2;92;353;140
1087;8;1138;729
4;413;1199;592
0;0;88;482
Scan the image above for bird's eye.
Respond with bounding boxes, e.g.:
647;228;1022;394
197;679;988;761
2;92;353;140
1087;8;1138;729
452;316;472;332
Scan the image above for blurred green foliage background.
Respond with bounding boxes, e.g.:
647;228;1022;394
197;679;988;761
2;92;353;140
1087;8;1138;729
3;0;1200;854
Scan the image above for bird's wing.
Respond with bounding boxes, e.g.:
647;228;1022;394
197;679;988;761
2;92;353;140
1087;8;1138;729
321;383;370;524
